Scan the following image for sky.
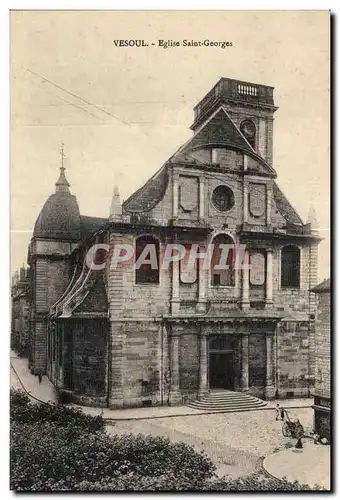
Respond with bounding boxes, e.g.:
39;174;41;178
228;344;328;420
10;10;330;280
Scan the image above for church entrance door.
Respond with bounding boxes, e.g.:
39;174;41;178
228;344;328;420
209;352;234;390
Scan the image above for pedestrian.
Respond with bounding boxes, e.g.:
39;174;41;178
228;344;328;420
294;419;304;449
280;406;285;421
275;403;280;421
38;371;42;384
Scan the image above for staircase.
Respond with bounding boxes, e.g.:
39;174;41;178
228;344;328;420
187;390;267;413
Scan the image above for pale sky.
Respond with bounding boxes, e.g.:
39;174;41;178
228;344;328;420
10;10;330;280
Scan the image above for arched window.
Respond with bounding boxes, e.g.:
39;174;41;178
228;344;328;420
135;235;160;284
281;245;300;288
211;234;235;287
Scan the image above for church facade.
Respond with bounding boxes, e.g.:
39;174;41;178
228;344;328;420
13;78;321;408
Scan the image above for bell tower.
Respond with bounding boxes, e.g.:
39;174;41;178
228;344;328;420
191;78;278;165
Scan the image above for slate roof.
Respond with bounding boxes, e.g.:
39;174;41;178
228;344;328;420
33;191;81;241
123;165;169;213
80;215;108;241
273;182;303;225
312;278;331;293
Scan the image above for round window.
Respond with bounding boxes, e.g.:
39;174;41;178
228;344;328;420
212;185;235;212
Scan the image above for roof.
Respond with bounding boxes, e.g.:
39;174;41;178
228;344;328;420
123;165;169;213
312;278;331;293
172;106;277;176
80;215;108;241
273;182;304;225
33;191;81;241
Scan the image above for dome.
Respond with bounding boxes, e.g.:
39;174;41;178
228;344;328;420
33;167;81;241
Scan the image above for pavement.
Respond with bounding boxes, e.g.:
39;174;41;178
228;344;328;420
10;352;58;404
263;440;331;490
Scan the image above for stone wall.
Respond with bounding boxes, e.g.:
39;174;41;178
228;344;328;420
277;320;312;398
314;291;331;399
248;333;266;396
72;319;108;406
108;320;163;408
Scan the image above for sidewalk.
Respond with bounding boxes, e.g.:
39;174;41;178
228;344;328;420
10;353;312;421
10;351;57;404
263;440;331;490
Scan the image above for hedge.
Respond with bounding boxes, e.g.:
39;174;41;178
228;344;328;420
10;421;216;491
10;389;104;432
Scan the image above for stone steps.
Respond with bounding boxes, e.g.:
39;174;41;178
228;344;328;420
187;390;267;412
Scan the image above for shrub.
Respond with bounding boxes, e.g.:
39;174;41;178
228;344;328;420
204;473;326;491
10;423;216;491
10;389;104;432
10;389;30;407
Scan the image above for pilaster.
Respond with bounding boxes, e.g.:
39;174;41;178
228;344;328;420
265;334;275;399
265;248;273;305
198;330;208;397
172;172;179;219
241;333;249;391
199;177;205;219
241;249;250;310
169;332;181;405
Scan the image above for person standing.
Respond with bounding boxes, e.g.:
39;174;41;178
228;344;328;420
280;406;285;421
275;403;280;421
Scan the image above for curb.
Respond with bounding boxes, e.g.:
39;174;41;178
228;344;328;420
102;404;313;422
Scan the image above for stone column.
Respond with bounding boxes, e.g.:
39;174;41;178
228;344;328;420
173;173;179;219
241;333;249;391
241;249;250;310
265;334;275;399
265;248;273;305
199;177;205;219
169;332;181;405
198;331;208;397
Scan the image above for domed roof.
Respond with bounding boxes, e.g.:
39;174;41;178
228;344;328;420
33;167;81;241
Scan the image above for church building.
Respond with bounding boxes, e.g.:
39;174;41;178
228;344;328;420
14;78;321;408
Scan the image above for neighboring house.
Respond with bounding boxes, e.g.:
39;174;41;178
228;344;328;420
11;267;30;357
12;77;321;409
312;278;331;441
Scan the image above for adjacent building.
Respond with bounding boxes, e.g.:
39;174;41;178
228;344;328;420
12;78;322;408
312;278;331;441
11;267;30;357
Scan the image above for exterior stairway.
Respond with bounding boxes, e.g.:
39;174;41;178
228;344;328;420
187;390;267;413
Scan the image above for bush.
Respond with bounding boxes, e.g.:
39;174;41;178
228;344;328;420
10;423;216;491
10;389;104;433
204;473;325;491
10;389;30;407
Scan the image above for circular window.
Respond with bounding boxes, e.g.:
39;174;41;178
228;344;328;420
240;120;256;140
212;185;234;212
